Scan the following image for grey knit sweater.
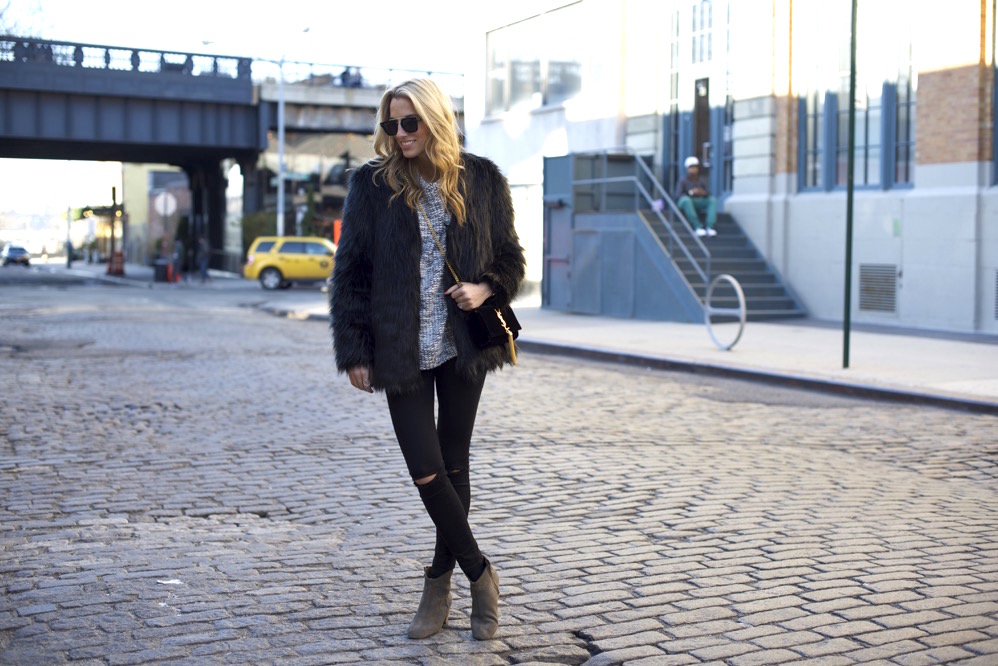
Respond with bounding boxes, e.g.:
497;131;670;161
416;176;458;370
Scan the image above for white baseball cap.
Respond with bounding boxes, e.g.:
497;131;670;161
684;156;700;168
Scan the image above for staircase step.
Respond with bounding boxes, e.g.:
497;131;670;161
694;284;793;299
745;309;808;321
682;272;782;285
707;296;801;310
640;204;805;318
707;248;760;260
675;258;772;273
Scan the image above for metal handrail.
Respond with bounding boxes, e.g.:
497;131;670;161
705;274;747;350
0;35;251;79
570;151;712;291
0;35;465;98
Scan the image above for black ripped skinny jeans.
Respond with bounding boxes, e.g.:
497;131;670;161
386;358;487;581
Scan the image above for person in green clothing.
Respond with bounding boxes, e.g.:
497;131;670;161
675;156;717;237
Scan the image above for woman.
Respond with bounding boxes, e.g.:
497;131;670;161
330;78;525;641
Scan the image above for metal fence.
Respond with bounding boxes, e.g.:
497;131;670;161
0;35;464;99
0;35;250;79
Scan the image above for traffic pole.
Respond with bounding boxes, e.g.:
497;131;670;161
843;0;858;369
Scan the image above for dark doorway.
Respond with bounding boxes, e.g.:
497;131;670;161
694;78;711;169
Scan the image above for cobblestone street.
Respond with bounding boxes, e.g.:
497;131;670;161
2;283;997;665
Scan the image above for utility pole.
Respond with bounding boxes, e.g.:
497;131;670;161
66;207;72;268
843;0;858;369
276;57;286;237
108;186;116;274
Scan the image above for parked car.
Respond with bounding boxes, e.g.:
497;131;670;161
1;244;30;266
243;236;336;290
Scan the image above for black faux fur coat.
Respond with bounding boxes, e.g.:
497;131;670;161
330;153;526;394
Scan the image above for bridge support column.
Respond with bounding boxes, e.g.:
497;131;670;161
185;161;230;272
240;159;262;217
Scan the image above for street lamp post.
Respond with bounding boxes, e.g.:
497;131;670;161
202;28;308;238
276;56;286;236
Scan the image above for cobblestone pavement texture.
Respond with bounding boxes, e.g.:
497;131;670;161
1;281;997;665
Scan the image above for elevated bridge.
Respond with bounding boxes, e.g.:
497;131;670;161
0;36;462;268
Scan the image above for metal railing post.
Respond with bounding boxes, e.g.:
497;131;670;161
570;149;714;309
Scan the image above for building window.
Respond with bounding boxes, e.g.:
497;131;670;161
801;91;825;189
894;77;914;184
797;3;913;192
893;53;915;185
486;3;585;116
666;8;681;189
722;94;734;193
692;0;713;64
836;84;882;187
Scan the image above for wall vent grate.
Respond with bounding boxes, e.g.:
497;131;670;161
859;264;897;313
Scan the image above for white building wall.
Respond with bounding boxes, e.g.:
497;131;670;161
466;0;997;335
982;189;998;334
732;164;996;334
465;1;628;288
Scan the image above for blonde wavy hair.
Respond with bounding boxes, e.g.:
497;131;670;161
372;78;467;225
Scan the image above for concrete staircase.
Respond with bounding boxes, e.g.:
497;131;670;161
643;210;806;321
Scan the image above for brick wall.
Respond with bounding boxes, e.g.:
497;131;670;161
917;64;993;164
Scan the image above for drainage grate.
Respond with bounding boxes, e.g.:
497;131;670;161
859;264;897;313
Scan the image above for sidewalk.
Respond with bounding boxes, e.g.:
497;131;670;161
269;293;998;413
41;259;998;413
38;258;240;287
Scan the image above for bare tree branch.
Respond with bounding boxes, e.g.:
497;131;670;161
0;0;44;37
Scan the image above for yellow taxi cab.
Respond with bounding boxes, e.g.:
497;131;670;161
243;236;336;290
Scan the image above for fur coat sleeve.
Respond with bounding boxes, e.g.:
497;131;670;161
330;153;525;395
329;166;376;372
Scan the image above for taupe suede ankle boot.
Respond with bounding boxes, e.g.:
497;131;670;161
469;560;499;640
408;567;452;639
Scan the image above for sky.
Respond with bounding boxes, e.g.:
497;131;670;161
0;0;556;222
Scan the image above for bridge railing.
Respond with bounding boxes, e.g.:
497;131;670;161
0;35;251;79
251;60;464;100
1;35;464;99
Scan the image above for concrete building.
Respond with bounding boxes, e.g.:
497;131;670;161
121;164;190;265
466;0;998;335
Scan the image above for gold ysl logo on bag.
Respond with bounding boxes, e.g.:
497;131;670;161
495;309;517;365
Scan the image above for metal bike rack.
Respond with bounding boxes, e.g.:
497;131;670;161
704;274;746;350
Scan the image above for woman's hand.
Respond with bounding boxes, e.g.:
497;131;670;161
348;366;374;393
445;281;494;311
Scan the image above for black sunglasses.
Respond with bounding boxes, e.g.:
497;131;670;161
380;115;420;136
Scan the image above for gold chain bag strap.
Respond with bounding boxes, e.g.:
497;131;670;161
417;199;519;365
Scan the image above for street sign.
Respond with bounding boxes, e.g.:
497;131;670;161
153;192;177;217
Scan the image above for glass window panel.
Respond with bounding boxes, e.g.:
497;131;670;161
867;147;880;186
896;146;909;182
279;242;305;254
509;60;540;108
836;151;848;184
545;3;584;106
507;18;541;109
485;30;508;115
867;108;881;146
854;112;866;149
804;91;824;188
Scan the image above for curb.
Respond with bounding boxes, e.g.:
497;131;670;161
517;340;998;416
259;305;998;416
39;266;153;288
41;266;242;288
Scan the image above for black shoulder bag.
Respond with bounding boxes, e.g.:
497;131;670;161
419;201;521;365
